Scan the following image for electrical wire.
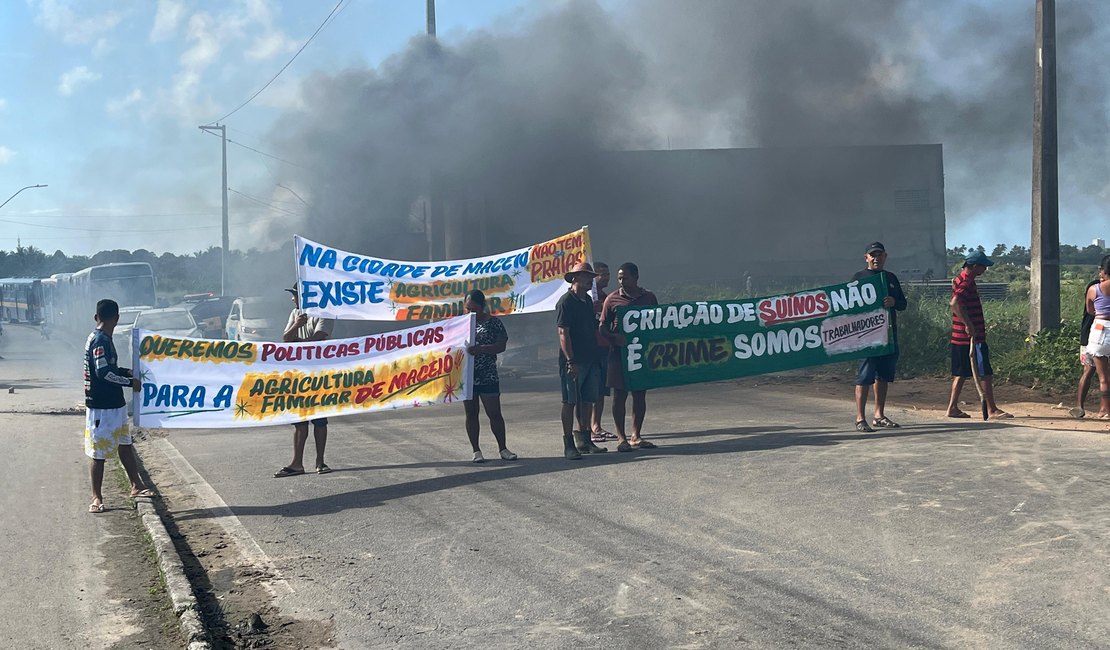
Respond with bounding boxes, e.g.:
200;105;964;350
210;0;348;124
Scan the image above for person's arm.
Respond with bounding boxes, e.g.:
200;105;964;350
282;311;305;342
92;339;135;387
1086;285;1097;316
949;292;977;340
600;300;623;346
890;274;907;312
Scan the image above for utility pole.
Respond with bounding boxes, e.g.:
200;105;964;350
1030;0;1059;335
425;0;446;261
198;124;230;296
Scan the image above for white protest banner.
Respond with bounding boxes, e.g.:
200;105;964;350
294;227;592;321
133;315;474;429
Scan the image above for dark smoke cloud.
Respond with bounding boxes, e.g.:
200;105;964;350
262;0;1110;255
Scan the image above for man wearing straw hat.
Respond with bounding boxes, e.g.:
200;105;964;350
555;262;608;459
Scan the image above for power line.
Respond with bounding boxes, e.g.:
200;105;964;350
199;128;308;169
228;188;304;218
210;0;347;124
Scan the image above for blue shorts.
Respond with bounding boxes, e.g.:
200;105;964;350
856;353;898;386
560;361;601;405
473;381;501;396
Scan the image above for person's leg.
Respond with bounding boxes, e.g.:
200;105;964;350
1077;363;1096;413
628;390;648;443
289;423;309;470
981;377;1007;416
117;443;150;494
591;395;606;436
464;397;482;452
89;458;105;509
312;422;328;469
855;385;869;423
1093;356;1110;417
946;376;967;416
480;393;508;451
873;380;889;420
612;388;629;443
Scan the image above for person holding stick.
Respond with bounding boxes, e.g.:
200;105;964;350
945;251;1011;420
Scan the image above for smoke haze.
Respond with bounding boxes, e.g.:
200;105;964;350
259;0;1110;258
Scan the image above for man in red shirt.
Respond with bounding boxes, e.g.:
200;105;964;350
600;262;660;451
945;250;1011;419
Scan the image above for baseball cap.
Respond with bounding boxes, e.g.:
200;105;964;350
964;250;994;267
865;241;886;254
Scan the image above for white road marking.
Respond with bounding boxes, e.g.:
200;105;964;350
151;438;294;597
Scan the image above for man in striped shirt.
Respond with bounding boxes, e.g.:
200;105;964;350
945;250;1011;419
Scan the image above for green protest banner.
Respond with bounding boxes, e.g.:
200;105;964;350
616;274;894;390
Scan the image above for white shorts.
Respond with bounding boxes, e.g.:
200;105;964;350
85;407;132;460
1087;320;1110;358
1080;345;1094;367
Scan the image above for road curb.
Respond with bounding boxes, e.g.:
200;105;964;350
133;464;212;650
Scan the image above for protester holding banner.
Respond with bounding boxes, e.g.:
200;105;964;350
463;290;517;462
1082;256;1110;419
851;242;907;432
945;251;1011;420
274;285;338;478
556;262;608;459
84;299;154;513
600;262;659;452
1070;275;1101;418
590;262;618;444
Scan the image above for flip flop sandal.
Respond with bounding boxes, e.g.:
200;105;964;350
872;417;900;428
590;433;607;443
616;441;633;452
631;440;657;449
991;412;1015;420
88;503;105;514
273;466;305;478
1069;407;1086;419
947;411;971;419
603;431;619;440
855;420;874;432
130;489;157;498
316;464;332;474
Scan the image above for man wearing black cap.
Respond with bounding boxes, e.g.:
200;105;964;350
946;250;1011;419
273;284;337;477
851;242;907;432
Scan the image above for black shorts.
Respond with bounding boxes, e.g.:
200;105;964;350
951;342;993;378
295;418;328;427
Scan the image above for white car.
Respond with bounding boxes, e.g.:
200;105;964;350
226;296;289;342
112;305;152;359
128;307;203;358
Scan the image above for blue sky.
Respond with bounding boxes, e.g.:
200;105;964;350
0;0;1104;257
0;0;539;255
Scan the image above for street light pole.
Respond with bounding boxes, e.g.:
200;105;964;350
0;184;48;211
198;124;230;296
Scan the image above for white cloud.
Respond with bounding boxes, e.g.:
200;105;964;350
246;30;299;61
57;65;101;96
0;98;6;110
0;146;15;165
31;0;122;45
106;88;144;115
92;37;112;57
151;0;185;42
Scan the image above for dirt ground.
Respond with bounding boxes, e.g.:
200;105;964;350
736;369;1110;435
136;431;336;650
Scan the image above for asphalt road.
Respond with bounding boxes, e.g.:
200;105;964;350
0;323;179;649
147;366;1110;648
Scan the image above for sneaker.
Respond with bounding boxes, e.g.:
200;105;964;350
472;450;485;463
499;448;518;461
